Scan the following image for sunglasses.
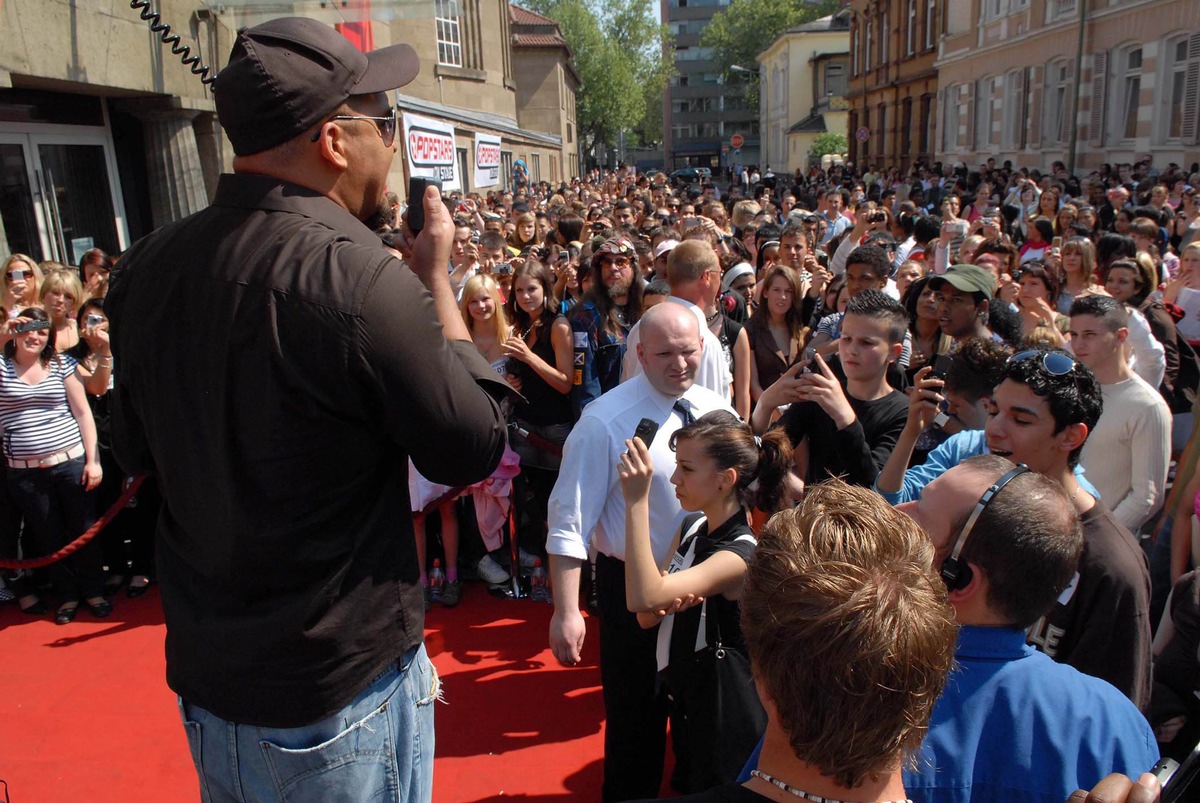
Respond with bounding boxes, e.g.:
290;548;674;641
1008;349;1078;376
310;106;398;147
5;269;28;282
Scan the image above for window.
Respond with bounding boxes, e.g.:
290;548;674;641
920;94;933;154
906;0;917;55
1002;70;1024;148
902;97;913;154
879;11;888;65
865;20;873;70
1044;60;1072;144
825;63;847;98
1161;35;1200;142
853;23;861;75
976;76;996;149
925;0;937;49
673;124;696;139
875;104;886;157
435;0;462;67
983;0;1005;21
1113;46;1142;141
1053;0;1077;18
943;84;961;151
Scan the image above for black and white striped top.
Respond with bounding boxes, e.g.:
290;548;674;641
0;355;82;459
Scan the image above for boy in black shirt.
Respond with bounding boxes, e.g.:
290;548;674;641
751;290;909;487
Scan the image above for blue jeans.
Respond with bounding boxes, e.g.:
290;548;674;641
179;643;438;802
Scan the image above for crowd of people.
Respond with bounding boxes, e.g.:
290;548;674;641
367;153;1199;800
3;18;1198;798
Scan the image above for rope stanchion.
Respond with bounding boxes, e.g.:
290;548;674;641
0;475;145;570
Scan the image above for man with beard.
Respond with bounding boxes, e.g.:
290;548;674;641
568;236;645;418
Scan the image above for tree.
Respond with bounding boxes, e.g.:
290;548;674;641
701;0;839;106
521;0;672;159
809;132;848;159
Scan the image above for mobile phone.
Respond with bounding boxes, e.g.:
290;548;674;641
494;263;513;275
86;314;104;328
1153;734;1200;802
800;346;817;373
870;212;887;224
633;417;660;446
9;269;27;282
1051;236;1062;249
13;319;50;334
471;231;481;245
930;353;953;381
406;177;442;234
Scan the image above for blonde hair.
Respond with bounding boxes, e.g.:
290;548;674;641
731;200;762;230
39;265;84;316
459;273;510;345
1060;237;1097;280
2;253;43;309
509;212;538;249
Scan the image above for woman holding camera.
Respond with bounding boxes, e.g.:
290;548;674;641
2;254;42;319
0;307;107;624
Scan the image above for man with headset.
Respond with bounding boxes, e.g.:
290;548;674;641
897;455;1158;803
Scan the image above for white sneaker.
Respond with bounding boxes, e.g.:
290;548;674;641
476;554;511;585
518;548;540;569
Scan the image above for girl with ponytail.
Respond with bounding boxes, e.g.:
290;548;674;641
617;409;793;793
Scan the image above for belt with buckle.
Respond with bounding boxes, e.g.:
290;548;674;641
7;443;85;469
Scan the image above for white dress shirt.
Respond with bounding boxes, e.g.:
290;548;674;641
620;296;733;403
546;372;734;564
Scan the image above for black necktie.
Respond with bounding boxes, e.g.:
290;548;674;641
673;399;695;427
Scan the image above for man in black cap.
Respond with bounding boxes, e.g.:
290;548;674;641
930;264;996;344
106;18;508;801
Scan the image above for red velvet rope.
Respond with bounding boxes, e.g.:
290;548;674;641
0;475;145;569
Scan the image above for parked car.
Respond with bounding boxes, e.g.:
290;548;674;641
671;167;712;185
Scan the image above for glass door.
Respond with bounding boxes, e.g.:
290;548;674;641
0;130;127;265
0;135;47;261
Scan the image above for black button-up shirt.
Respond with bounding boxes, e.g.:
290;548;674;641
107;173;506;727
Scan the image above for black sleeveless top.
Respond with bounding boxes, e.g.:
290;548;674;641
514;317;573;426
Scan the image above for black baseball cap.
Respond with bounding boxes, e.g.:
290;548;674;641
215;17;419;156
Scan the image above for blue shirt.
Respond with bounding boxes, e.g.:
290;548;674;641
874;429;1099;504
904;626;1158;803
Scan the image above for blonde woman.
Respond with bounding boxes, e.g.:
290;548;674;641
39;266;84;353
508;211;539;252
1056;237;1106;315
2;254;42;319
459;273;511;372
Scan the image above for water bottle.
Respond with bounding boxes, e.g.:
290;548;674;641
429;559;445;603
529;558;550;603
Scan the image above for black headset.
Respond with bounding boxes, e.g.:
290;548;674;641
940;464;1030;592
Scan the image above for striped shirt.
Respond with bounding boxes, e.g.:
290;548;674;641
0;355;82;459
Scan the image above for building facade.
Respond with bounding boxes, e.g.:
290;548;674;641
758;10;851;174
935;0;1200;172
510;5;581;183
846;0;942;171
0;0;576;266
661;0;761;172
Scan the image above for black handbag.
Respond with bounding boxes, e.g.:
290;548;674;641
671;589;767;792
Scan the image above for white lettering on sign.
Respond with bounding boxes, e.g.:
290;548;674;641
476;143;501;169
408;127;455;166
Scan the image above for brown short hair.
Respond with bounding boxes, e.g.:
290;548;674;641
957;455;1083;628
741;480;956;788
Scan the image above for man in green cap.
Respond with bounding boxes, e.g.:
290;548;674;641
930;264;997;344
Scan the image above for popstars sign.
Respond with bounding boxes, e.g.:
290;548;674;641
474;133;502;188
402;112;460;190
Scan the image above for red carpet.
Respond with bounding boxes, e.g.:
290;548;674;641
0;584;617;801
